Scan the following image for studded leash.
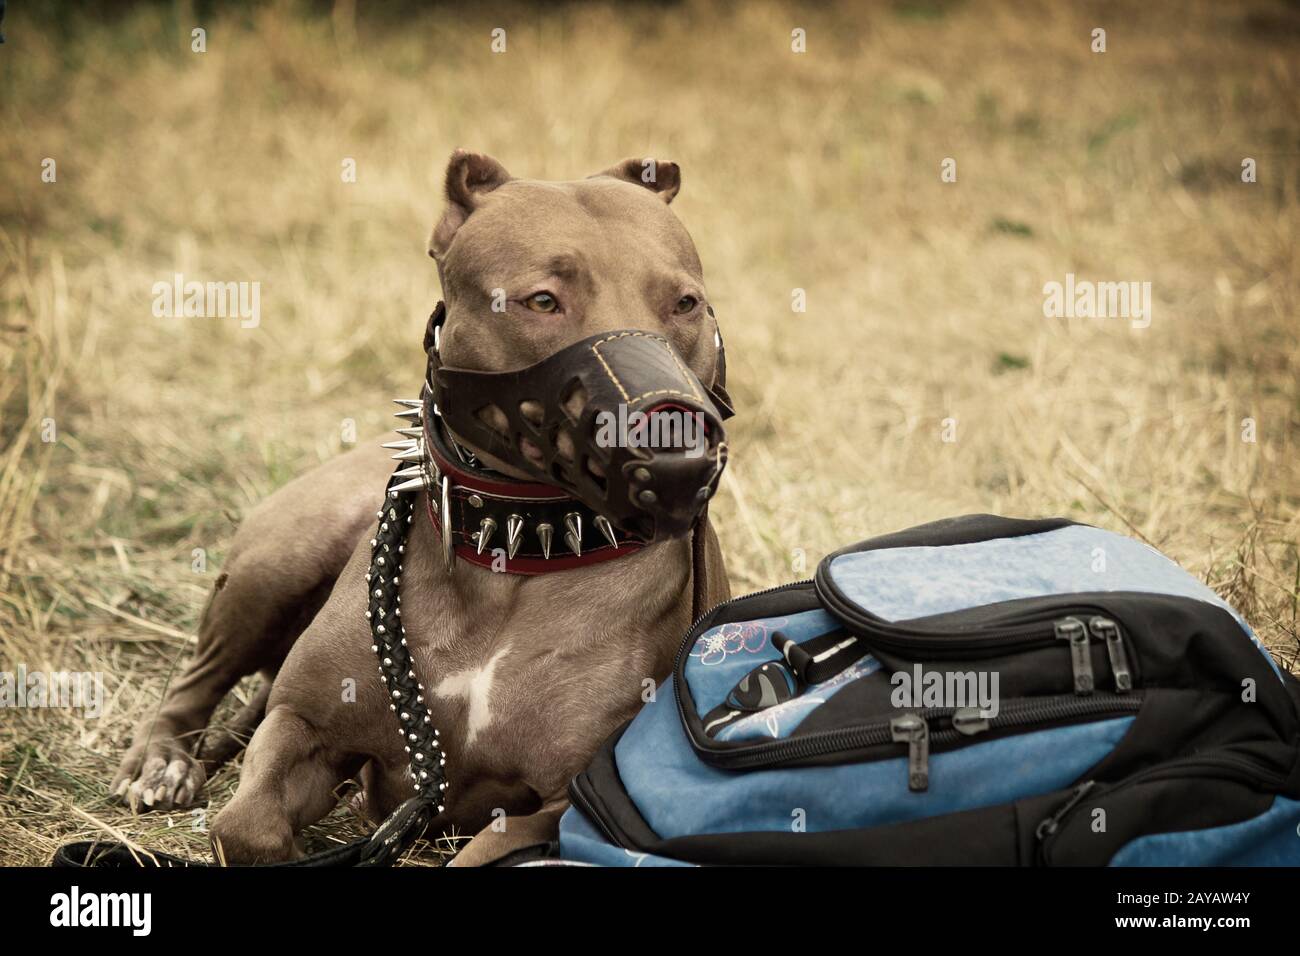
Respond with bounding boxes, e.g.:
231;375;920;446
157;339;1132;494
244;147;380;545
363;469;448;814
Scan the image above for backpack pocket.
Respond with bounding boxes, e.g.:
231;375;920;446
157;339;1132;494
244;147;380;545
1036;753;1293;865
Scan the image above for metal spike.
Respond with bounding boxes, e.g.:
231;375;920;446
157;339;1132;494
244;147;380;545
392;466;424;479
537;522;553;560
440;476;455;573
506;514;524;559
563;512;582;557
595;515;619;549
382;439;418;450
390;477;427;494
392;443;425;462
476;517;497;555
394;427;424;438
393;399;422;408
394;407;422;421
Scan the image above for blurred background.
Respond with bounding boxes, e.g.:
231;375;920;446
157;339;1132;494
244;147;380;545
1;0;1297;863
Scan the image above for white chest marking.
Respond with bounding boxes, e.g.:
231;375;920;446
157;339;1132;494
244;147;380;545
434;644;511;747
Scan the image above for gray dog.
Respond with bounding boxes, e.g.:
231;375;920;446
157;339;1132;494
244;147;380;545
112;151;733;865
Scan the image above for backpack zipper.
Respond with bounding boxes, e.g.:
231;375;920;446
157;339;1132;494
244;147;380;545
817;567;1138;664
1088;616;1133;692
1051;615;1133;695
1055;617;1095;694
820;600;1128;655
1034;779;1097;841
688;692;1143;786
681;582;1136;702
825;607;1135;696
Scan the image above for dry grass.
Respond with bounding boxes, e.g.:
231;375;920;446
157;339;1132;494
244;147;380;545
1;0;1298;866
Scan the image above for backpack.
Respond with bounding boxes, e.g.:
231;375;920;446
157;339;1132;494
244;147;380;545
559;515;1300;865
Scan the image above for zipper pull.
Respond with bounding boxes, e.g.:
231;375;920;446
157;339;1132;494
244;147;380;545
1035;779;1096;841
1055;617;1094;695
890;713;930;792
1088;616;1133;693
952;707;990;736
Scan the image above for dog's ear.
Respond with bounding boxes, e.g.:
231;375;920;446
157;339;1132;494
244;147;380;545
593;158;681;204
429;149;513;259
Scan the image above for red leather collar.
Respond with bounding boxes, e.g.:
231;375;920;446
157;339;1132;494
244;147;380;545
422;421;645;575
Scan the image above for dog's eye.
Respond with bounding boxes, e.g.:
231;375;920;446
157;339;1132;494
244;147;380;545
524;292;559;313
674;295;699;315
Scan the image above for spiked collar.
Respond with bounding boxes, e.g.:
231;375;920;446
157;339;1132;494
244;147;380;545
383;393;646;575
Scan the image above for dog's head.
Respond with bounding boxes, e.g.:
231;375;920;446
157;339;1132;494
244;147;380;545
425;150;732;542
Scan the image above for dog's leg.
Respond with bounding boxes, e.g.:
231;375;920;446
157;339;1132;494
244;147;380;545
110;571;298;813
208;704;358;863
446;795;570;867
193;671;275;771
111;443;396;811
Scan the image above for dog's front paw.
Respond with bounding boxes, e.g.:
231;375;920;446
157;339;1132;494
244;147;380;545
111;740;206;812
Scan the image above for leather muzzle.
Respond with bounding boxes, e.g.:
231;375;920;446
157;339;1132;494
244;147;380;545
424;302;733;542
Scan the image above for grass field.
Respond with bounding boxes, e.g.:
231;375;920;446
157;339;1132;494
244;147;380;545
1;0;1298;865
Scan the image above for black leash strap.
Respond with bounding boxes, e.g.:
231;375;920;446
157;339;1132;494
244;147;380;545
51;796;431;868
52;472;443;868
